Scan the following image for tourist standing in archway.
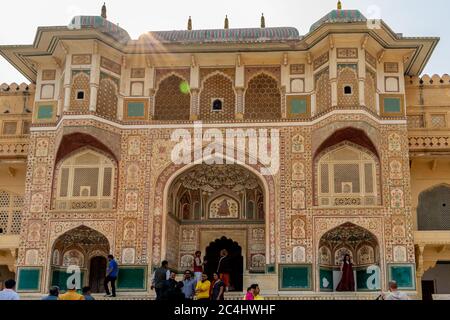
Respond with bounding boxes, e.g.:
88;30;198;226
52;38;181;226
194;251;204;283
336;254;355;292
217;249;232;291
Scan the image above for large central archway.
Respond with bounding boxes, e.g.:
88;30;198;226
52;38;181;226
155;158;274;281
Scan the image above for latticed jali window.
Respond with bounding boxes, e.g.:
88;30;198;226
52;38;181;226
244;74;281;120
154;75;191;120
56;150;114;210
318;144;379;207
0;190;24;235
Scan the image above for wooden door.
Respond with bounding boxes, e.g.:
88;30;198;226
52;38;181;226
89;256;107;293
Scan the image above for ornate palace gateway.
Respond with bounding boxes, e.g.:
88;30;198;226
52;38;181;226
1;2;450;299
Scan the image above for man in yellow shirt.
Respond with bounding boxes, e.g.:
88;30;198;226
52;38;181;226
254;285;264;300
59;285;85;301
195;273;211;301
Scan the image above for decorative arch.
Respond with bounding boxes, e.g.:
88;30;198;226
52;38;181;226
88;249;109;260
318;222;379;263
51;147;118;211
315;218;383;257
202;70;235;86
417;184;450;230
244;73;281;120
314;141;381;207
156;71;190;90
49;225;111;291
48;221;115;251
245;70;280;86
69;72;90;113
55;132;119;165
334;246;354;265
337;64;359;108
62;248;85;268
199;71;236;120
319;246;332;265
152;151;277;266
314;127;380;160
154;74;191;120
207;192;241;220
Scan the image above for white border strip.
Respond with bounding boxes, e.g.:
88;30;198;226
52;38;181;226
31;109;407;132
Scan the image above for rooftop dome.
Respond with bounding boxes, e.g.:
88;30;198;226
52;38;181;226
69;16;131;43
309;9;367;32
140;27;300;44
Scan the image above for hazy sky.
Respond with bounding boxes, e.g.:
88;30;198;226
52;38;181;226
0;0;448;83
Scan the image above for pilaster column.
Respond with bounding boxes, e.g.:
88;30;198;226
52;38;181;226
117;94;124;121
190;89;200;120
149;88;155;120
235;87;244;119
235;59;245;119
281;86;287;119
190;60;200;121
359;79;366;107
89;53;100;112
358;48;366;107
305;62;315;116
331;79;338;107
118;56;129;120
329;48;338;108
55;69;64;116
63;54;72;112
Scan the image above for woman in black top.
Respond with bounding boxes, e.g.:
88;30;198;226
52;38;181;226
211;272;225;301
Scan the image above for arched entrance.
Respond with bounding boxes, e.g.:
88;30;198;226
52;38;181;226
50;226;110;292
318;223;380;292
205;237;244;292
161;163;268;281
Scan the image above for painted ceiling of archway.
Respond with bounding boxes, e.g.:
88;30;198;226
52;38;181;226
320;223;376;246
54;226;109;247
174;164;261;192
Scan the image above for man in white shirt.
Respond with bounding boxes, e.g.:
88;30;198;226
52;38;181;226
0;279;20;300
383;281;410;300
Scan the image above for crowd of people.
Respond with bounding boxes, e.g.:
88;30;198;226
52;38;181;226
150;249;263;301
151;260;262;301
151;258;231;301
0;250;410;301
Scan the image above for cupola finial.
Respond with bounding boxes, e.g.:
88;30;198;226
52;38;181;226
337;1;342;10
101;2;107;19
187;16;192;30
261;13;266;28
224;15;229;29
